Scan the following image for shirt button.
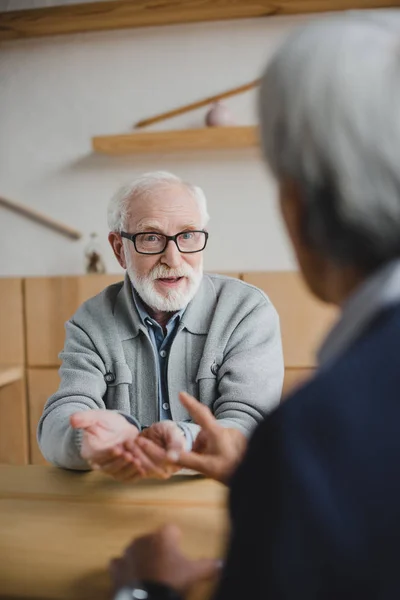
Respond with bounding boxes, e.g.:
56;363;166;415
104;372;115;383
162;402;170;410
145;319;153;327
160;350;167;358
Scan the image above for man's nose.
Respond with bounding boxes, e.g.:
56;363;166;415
160;239;182;268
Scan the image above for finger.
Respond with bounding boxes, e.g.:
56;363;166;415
179;393;217;431
117;463;142;483
135;440;180;478
167;449;211;476
100;456;132;476
136;437;169;462
70;411;96;430
189;557;221;584
158;523;182;545
123;438;137;453
130;445;171;479
88;445;123;467
165;427;187;453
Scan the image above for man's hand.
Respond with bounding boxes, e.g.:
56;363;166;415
70;410;140;481
123;421;186;480
167;392;248;485
110;524;219;594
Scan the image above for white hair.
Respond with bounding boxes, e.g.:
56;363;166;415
107;171;210;232
259;11;400;270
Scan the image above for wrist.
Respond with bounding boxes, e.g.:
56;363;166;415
114;581;183;600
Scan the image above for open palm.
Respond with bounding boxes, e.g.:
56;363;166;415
70;410;139;464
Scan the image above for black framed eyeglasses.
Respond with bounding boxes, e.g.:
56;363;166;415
120;230;209;255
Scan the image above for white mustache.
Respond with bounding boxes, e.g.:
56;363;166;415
148;264;194;280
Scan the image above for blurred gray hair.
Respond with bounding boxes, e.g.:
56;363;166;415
259;11;400;271
108;171;210;232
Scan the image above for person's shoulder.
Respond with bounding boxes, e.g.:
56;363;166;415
204;272;272;309
252;368;340;445
71;278;125;325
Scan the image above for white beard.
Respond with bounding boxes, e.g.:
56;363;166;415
126;260;203;312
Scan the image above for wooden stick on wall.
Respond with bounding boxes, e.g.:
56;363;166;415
0;196;82;240
135;79;261;129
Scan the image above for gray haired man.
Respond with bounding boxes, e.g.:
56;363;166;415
38;171;284;479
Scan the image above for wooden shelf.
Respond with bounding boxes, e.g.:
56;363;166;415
0;365;23;389
92;125;259;154
1;0;398;42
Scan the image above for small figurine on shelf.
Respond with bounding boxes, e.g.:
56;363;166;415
84;232;106;274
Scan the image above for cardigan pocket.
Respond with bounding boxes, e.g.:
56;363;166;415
195;357;220;381
104;362;132;387
104;361;133;413
195;359;219;408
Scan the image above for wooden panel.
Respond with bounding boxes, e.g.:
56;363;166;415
92;126;258;155
27;368;60;465
0;278;24;365
25;274;123;367
283;367;314;398
0;466;227;600
243;271;337;367
1;0;398;41
0;378;29;465
0;365;23;388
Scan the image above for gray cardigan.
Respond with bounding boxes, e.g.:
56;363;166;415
38;274;284;469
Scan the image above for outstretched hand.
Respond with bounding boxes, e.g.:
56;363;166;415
70;410;140;481
166;392;248;484
123;421;186;480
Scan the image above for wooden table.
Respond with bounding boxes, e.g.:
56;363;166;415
0;365;28;465
0;466;229;600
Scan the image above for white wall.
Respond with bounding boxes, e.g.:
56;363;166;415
0;14;318;277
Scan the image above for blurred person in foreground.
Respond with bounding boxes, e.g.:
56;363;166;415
110;12;400;600
37;171;283;478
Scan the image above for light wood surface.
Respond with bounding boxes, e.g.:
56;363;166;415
92;126;259;155
25;275;123;367
0;277;24;366
135;79;260;129
0;364;23;388
27;368;60;465
0;465;228;600
1;0;398;41
0;196;82;240
0;377;29;465
242;271;337;367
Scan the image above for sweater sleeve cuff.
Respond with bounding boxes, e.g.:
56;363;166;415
176;422;193;451
118;412;141;431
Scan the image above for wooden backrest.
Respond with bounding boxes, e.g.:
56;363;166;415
0;278;24;365
242;272;337;368
24;273;240;367
25;275;123;367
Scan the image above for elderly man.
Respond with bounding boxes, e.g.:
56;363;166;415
37;171;283;477
109;12;400;600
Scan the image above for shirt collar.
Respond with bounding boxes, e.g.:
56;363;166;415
318;258;400;368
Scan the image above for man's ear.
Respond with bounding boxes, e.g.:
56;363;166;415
108;232;127;269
